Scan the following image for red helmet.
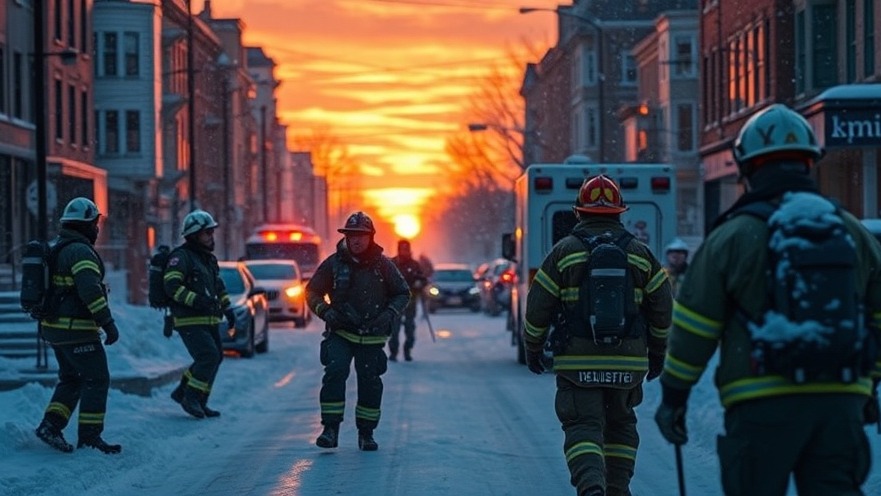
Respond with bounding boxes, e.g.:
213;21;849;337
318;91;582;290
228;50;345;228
574;175;628;214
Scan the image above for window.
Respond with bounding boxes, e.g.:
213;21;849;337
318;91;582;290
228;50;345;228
54;1;62;41
81;91;89;146
754;22;768;104
124;32;139;76
68;85;76;143
0;47;5;115
67;0;75;47
866;0;876;76
621;53;637;85
126;110;140;153
585;51;597;85
846;0;856;83
13;52;23;119
586;106;598;148
677;104;693;152
105;110;119;153
103;32;117;76
80;0;88;51
92;32;98;76
812;4;837;89
745;31;755;107
55;80;63;140
795;10;806;93
673;35;695;76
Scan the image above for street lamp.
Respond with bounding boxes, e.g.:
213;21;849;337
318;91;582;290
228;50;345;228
519;6;606;162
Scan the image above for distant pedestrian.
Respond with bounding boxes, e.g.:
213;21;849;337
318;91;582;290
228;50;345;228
35;198;122;454
390;239;427;361
306;211;410;451
654;104;881;495
164;210;235;419
662;238;689;298
524;176;673;496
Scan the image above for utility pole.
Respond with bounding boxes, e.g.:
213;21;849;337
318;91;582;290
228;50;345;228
186;0;196;210
222;76;231;259
34;0;47;243
260;104;268;223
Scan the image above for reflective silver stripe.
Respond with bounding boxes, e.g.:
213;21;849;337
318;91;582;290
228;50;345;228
22;257;44;264
591;268;626;276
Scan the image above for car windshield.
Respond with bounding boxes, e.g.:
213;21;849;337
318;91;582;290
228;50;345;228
434;269;474;283
220;267;246;295
246;263;299;280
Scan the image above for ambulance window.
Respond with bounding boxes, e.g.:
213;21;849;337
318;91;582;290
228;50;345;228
551;210;577;244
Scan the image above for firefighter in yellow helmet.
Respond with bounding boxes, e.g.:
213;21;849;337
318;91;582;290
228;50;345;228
525;175;673;496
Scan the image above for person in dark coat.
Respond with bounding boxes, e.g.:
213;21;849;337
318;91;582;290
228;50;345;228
655;104;881;495
306;211;410;451
35;197;122;454
164;210;234;419
524;176;673;496
389;239;427;361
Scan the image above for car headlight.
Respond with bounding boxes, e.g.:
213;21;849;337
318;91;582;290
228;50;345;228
428;286;439;297
285;285;303;298
468;286;480;295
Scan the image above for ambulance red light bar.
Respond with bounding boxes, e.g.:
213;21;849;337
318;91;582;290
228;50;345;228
261;231;304;242
533;177;553;192
651;176;671;192
264;232;278;241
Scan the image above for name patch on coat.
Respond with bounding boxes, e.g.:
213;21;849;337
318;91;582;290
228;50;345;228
577;371;633;384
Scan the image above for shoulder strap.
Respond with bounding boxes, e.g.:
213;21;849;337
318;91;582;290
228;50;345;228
732;200;778;222
613;231;634;250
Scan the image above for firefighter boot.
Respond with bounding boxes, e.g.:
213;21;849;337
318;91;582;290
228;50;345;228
180;387;206;419
404;348;413;362
201;392;221;418
77;426;122;454
315;423;339;449
358;429;378;451
170;375;187;404
35;418;74;453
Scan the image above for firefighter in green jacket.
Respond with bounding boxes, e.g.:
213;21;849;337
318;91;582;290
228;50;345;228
655;104;881;495
35;197;122;454
306;211;411;451
524;176;673;496
164;210;234;419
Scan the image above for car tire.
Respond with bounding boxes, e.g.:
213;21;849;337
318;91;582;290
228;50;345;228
256;324;269;354
294;316;306;328
241;324;256;358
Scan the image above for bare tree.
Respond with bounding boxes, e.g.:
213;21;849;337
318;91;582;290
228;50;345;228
291;127;361;228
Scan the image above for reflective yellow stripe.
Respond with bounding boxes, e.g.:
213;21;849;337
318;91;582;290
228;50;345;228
565;441;603;463
627;253;651;272
334;330;387;345
533;269;560;297
558;251;587;272
71;260;100;275
78;412;105;425
174;316;220;327
553;354;648;371
663;354;704;383
355;405;381;421
645;268;668;294
320;401;345;415
87;297;108;314
673;302;723;340
41;317;99;330
46;402;72;419
605;443;637;462
720;376;872;408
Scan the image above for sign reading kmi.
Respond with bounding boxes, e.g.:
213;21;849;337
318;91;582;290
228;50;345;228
824;109;881;147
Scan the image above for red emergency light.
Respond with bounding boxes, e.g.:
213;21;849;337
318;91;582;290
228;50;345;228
651;176;671;192
534;177;553;192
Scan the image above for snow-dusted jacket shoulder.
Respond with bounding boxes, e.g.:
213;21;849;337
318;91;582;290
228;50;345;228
663;203;881;408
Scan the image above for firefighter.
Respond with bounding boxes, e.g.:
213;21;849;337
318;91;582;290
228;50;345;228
306;211;410;451
662;238;689;298
389;239;427;361
654;104;881;495
524;176;673;496
163;210;235;419
35;197;122;454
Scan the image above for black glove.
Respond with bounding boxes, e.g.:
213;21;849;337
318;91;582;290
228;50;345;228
102;321;119;346
368;309;396;335
646;351;665;382
526;349;545;375
655;403;688;445
224;308;237;329
163;313;174;338
322;309;348;329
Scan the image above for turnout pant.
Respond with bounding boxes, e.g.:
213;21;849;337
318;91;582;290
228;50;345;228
177;325;224;395
319;332;388;431
43;341;111;439
388;296;418;357
718;394;869;496
554;376;643;496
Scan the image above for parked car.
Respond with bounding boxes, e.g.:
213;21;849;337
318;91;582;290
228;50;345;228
218;261;270;358
861;218;881;245
243;259;310;327
425;263;481;313
475;258;517;316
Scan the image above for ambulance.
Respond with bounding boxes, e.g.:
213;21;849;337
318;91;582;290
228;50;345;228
502;157;678;364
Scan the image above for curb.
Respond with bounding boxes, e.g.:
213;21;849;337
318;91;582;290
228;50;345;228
0;366;188;397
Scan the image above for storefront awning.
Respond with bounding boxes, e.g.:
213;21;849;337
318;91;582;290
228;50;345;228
801;84;881;149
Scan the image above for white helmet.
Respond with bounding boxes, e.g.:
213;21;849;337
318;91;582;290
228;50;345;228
665;238;689;254
181;210;218;238
732;104;823;168
60;197;101;222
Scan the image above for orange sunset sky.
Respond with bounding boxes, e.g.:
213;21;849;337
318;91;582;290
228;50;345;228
198;0;560;238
